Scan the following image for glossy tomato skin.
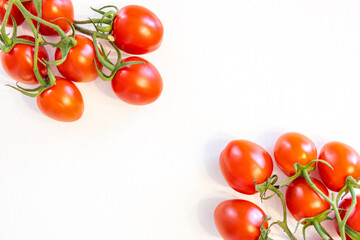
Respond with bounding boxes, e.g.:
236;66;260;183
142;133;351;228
55;35;101;82
113;5;164;54
274;132;317;177
219;140;273;195
214;199;268;240
0;0;31;26
27;0;74;36
112;57;163;105
1;36;48;85
286;177;330;222
318;142;360;192
37;77;84;122
336;196;360;240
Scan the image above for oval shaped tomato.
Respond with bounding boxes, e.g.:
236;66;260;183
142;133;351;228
214;199;268;240
1;35;48;85
286;177;330;222
318;142;360;192
112;57;163;105
113;5;164;54
274;132;317;177
37;77;84;122
336;195;360;240
219;140;273;195
55;35;100;82
0;0;31;26
27;0;74;36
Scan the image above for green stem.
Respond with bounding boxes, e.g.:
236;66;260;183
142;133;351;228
336;186;347;207
74;23;114;41
32;34;46;86
313;221;330;240
302;171;345;240
268;185;297;240
74;18;112;25
338;186;357;239
15;0;41;39
302;171;333;204
91;33;115;71
14;0;68;38
1;0;14;45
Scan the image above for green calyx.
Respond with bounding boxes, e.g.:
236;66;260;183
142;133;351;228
295;209;333;240
258;216;275;240
74;5;118;34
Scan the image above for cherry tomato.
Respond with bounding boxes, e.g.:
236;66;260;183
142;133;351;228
0;0;31;26
112;57;163;105
336;195;360;240
318;142;360;192
214;199;268;240
1;35;48;85
112;5;164;54
274;132;317;177
37;77;84;122
219;140;273;195
27;0;74;36
286;177;330;222
55;35;101;83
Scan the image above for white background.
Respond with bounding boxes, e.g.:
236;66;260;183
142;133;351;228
1;0;360;239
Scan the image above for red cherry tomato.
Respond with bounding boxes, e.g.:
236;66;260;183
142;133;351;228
286;177;330;222
112;57;163;105
55;35;101;83
37;77;84;122
1;35;48;85
274;132;317;176
0;0;31;26
336;195;360;240
219;140;273;195
318;142;360;192
112;5;164;54
214;199;268;240
27;0;74;36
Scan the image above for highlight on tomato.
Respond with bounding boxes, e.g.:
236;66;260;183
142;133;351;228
36;77;84;122
219;140;273;195
285;177;330;222
318;141;360;192
274;132;317;177
55;35;101;83
214;199;268;240
111;56;163;105
112;5;164;54
1;35;49;85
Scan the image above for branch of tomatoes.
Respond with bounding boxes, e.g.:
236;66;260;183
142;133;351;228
215;133;360;240
0;0;164;121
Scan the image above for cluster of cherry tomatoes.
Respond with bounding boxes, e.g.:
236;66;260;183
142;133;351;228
0;0;164;122
214;132;360;240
